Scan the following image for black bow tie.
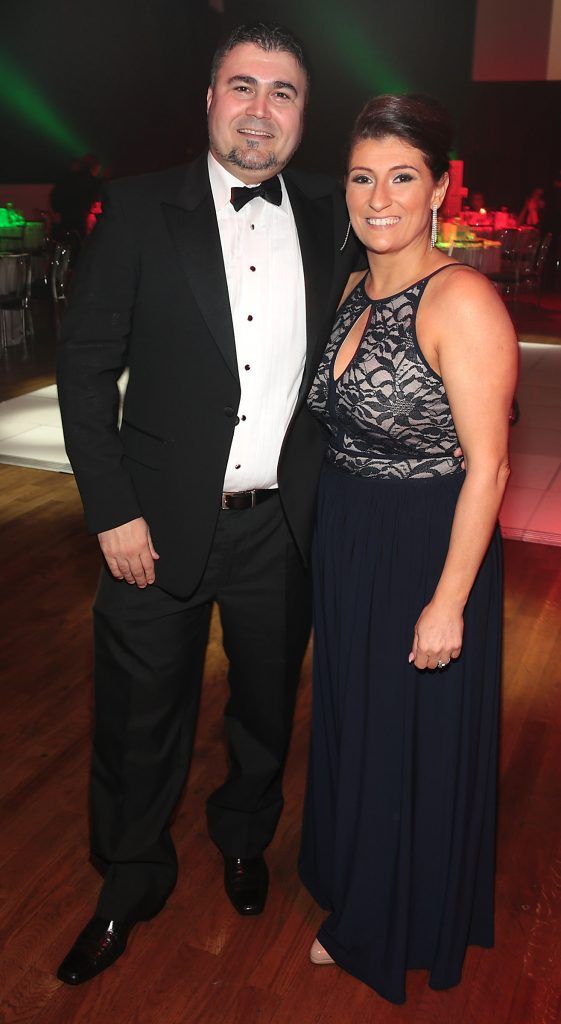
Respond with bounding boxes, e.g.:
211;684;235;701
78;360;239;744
230;176;282;212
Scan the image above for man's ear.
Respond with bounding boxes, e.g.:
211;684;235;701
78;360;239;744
206;86;213;114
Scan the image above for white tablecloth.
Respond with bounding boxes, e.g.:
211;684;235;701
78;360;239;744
437;242;502;274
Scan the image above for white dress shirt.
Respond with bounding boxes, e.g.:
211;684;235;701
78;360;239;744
208;152;307;492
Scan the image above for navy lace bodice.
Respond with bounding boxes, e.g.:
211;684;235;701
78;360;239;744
308;269;463;479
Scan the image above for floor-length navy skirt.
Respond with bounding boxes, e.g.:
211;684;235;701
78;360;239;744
299;464;502;1004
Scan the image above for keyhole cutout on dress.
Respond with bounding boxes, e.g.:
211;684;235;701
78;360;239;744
333;304;373;382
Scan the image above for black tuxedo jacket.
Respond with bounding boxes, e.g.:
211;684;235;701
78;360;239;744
57;153;358;597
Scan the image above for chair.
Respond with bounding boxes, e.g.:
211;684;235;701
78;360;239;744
50;241;72;334
517;229;541;274
520;233;552;305
488;229;540;302
0;252;33;354
494;228;520;264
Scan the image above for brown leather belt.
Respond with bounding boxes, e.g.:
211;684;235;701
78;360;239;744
221;488;278;511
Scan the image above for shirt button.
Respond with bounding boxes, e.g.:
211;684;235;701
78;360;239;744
247;315;253;321
234;416;240;425
241;415;247;421
250;224;255;230
235;463;241;469
244;364;251;371
249;265;256;272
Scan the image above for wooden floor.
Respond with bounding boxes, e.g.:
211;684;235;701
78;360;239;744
1;463;561;1023
2;291;561;1021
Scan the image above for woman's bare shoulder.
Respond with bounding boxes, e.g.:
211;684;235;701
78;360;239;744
430;262;500;305
426;263;517;358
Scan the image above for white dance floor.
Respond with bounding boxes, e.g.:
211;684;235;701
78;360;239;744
0;371;128;475
0;351;560;545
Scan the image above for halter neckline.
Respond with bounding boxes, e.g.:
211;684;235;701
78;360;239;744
360;263;457;305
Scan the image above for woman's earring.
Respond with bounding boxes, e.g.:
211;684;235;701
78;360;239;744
431;205;438;248
340;219;352;252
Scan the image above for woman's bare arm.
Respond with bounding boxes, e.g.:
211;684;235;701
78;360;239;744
409;271;518;669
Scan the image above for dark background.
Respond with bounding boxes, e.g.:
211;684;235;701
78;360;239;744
1;0;560;211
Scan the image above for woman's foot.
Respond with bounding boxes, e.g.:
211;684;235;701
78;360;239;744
310;938;334;965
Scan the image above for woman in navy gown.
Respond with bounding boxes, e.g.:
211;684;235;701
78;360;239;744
299;95;518;1004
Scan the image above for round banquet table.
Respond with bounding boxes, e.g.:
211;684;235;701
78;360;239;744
436;240;502;275
0;220;46;253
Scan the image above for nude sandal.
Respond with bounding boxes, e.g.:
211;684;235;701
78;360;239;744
310;938;335;965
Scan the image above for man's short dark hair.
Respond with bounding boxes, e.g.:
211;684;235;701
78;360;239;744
210;22;311;93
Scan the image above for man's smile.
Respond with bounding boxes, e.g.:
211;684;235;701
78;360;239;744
237;127;275;139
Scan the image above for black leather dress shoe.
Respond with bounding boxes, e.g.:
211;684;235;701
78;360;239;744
224;856;269;915
56;916;134;985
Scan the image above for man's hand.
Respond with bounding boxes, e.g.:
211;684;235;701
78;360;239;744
98;517;159;588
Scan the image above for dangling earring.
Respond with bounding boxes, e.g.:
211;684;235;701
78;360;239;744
340;219;352;252
430;204;438;248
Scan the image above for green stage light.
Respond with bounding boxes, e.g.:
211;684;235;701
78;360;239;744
313;3;409;95
0;50;89;154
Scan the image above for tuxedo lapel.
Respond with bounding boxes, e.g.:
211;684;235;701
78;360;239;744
161;157;238;382
284;175;334;389
160;158;345;389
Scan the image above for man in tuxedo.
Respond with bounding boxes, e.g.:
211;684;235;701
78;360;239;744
56;23;357;984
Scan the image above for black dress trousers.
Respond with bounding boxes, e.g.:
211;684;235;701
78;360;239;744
91;493;311;924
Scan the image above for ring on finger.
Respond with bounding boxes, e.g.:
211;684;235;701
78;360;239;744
437;660;450;669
